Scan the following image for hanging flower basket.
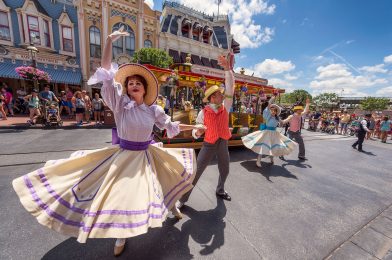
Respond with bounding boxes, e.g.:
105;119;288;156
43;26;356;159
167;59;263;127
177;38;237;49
15;66;51;83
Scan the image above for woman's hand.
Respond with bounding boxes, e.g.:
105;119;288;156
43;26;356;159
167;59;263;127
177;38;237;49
107;26;130;42
218;51;235;71
102;26;129;69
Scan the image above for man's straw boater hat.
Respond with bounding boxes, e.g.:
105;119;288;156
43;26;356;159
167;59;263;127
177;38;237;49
293;105;304;111
203;85;225;103
114;63;158;106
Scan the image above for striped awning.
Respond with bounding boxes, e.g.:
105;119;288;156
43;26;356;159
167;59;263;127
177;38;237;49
0;60;82;85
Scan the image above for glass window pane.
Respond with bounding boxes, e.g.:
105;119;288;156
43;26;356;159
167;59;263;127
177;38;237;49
44;21;48;33
0;12;8;26
28;16;39;30
64;39;73;52
0;27;10;40
44;34;50;47
144;40;152;48
63;27;72;39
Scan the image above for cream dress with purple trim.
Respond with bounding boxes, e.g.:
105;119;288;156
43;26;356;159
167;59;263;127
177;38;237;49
12;64;196;243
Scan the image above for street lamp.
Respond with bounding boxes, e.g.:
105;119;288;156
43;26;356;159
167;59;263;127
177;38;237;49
27;34;39;68
27;34;40;88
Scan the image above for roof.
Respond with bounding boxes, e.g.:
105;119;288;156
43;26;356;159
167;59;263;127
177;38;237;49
32;0;50;17
0;59;81;85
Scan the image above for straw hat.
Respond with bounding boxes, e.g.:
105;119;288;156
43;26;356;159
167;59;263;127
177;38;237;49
270;104;282;116
203;85;225;103
293;105;304;111
114;63;158;106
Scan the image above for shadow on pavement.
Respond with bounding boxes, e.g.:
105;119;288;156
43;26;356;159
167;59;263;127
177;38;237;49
0;128;26;133
42;199;226;260
280;159;312;169
359;150;376;156
240;160;298;182
181;198;227;256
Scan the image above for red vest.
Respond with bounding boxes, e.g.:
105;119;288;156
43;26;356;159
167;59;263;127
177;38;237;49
203;106;232;144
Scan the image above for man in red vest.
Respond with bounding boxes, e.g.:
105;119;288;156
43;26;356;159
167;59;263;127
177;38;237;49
179;52;235;205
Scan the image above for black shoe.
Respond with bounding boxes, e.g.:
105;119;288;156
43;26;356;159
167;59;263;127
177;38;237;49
216;192;231;201
298;156;307;161
279;156;285;160
352;145;357;149
358;149;364;152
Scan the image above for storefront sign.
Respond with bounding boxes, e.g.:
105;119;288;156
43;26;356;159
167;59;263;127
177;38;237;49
15;54;64;65
191;64;268;85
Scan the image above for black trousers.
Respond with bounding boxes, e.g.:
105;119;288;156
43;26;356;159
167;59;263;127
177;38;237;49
353;132;366;150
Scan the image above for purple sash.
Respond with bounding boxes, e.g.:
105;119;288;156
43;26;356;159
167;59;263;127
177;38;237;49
112;128;154;151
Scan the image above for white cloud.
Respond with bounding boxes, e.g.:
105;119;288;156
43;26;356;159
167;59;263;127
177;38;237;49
313;55;324;61
144;0;153;9
268;78;293;88
284;74;298;81
359;64;387;74
300;17;309;26
315;64;351;79
177;0;276;48
376;86;392;96
384;54;392;64
253;59;295;76
310;63;388;96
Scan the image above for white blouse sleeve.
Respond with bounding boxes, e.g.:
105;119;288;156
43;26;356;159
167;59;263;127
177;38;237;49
153;105;180;138
88;63;122;112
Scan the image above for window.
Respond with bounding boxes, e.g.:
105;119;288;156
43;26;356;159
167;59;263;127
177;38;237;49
43;20;50;47
112;23;135;57
144;40;152;48
62;26;73;52
89;26;101;58
0;11;10;41
27;15;40;44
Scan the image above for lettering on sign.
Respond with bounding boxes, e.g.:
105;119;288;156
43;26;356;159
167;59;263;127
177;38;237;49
191;65;268;85
14;54;64;65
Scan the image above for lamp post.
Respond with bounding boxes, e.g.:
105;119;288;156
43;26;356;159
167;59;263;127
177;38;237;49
27;35;39;88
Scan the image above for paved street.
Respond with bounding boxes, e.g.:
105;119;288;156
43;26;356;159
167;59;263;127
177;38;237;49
1;128;392;260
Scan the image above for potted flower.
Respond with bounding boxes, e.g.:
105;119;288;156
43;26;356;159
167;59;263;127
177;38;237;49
15;66;51;84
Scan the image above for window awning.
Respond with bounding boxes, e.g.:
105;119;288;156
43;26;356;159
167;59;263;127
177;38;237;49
0;59;82;85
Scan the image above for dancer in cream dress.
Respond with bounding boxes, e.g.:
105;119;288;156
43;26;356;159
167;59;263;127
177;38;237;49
12;28;203;256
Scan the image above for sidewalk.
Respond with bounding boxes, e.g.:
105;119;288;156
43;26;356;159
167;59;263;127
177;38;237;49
0;115;113;129
327;204;392;260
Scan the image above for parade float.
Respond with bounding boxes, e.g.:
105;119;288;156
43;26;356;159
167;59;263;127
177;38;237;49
144;55;285;148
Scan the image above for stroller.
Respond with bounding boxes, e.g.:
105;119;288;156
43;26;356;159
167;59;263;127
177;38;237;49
41;101;63;127
347;121;360;136
325;121;336;134
308;119;319;131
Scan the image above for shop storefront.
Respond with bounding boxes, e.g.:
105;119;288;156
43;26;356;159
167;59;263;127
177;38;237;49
0;58;82;96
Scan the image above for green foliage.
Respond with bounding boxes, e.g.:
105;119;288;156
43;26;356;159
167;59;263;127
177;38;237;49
279;89;312;104
360;97;389;111
132;48;173;68
313;93;340;109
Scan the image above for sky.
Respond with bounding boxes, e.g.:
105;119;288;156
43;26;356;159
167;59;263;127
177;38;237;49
145;0;392;97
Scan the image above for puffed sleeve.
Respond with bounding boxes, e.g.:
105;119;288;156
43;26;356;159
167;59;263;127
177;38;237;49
88;63;122;112
153;105;180;138
263;106;271;120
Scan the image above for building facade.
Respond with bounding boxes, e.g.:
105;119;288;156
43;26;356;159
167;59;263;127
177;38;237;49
159;1;240;70
0;0;82;95
77;0;161;93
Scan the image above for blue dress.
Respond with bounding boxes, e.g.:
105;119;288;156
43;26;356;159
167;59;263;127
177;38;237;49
242;107;297;156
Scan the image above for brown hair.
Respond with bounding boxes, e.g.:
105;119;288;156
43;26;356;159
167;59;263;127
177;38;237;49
74;91;82;98
124;75;147;98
